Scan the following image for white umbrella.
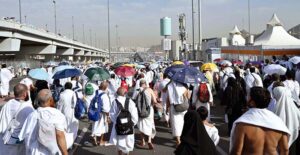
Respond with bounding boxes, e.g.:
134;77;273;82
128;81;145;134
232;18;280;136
220;60;232;66
263;64;287;75
149;63;159;70
288;56;300;64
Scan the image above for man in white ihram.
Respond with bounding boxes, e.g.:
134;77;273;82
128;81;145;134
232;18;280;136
0;84;34;155
0;64;13;98
19;89;73;155
57;82;79;144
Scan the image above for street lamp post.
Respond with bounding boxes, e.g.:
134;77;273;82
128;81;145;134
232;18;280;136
192;0;195;60
53;0;57;34
107;0;111;61
72;16;75;40
19;0;22;23
198;0;202;61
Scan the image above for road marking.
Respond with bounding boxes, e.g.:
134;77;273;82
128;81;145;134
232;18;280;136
69;127;88;155
216;146;228;155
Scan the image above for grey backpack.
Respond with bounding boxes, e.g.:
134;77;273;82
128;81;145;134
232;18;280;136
135;89;151;118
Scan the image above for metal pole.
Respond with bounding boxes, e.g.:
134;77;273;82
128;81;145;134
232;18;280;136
248;0;251;34
19;0;22;23
198;0;202;60
24;15;27;23
115;25;118;48
89;29;92;46
72;16;75;40
108;0;111;61
53;0;57;34
192;0;195;60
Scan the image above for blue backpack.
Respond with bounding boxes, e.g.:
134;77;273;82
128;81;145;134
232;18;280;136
74;92;86;119
88;91;104;121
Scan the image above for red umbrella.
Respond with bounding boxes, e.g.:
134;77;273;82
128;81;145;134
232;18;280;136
114;66;136;77
232;60;243;65
213;58;224;63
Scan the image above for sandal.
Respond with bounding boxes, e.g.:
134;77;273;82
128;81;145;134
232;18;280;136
148;143;154;150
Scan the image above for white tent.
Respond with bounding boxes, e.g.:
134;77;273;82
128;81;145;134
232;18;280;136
254;14;300;46
229;25;246;46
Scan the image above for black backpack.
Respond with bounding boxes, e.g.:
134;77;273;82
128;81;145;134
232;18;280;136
115;98;134;135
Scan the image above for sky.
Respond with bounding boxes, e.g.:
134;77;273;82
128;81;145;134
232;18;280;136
0;0;300;48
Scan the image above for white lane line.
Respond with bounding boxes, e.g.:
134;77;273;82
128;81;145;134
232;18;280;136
216;146;228;155
69;127;88;155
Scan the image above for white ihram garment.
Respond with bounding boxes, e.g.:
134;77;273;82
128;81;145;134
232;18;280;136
109;96;138;154
0;99;34;155
19;107;73;155
0;68;13;96
57;89;79;142
283;80;300;105
91;90;111;136
167;82;187;137
159;79;170;122
137;88;156;138
272;87;300;146
192;83;213;121
204;124;220;146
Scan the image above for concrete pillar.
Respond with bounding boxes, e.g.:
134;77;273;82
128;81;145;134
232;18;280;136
0;38;21;52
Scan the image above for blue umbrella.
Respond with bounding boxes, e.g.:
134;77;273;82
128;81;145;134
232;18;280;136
53;68;82;79
171;66;207;84
28;68;49;80
53;65;74;74
58;61;70;66
164;65;185;78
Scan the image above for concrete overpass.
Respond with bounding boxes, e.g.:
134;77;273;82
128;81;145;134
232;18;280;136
0;19;108;64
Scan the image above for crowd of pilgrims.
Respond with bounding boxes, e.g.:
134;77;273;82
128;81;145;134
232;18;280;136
0;56;299;155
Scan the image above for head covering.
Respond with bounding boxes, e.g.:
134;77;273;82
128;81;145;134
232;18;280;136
272;86;300;146
175;111;217;155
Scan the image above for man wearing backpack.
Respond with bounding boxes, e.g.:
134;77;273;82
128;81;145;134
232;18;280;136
71;76;83;99
91;81;111;146
109;87;138;155
57;82;79;143
192;81;213;121
136;80;157;150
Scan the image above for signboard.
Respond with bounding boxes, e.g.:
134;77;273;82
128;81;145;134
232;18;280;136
162;39;171;51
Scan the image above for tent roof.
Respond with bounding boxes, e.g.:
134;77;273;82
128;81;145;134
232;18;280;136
230;25;241;35
254;14;300;46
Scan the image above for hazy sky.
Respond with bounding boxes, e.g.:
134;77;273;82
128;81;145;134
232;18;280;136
0;0;300;47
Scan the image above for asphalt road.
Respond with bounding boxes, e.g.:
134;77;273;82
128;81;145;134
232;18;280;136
70;97;229;155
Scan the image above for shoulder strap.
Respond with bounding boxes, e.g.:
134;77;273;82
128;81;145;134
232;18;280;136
124;98;130;110
115;99;124;110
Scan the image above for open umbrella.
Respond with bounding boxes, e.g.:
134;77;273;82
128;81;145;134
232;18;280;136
164;65;185;78
28;68;49;80
53;65;74;74
263;64;287;75
149;63;159;70
53;68;82;79
58;61;70;66
45;61;57;66
201;63;218;72
114;66;136;77
122;64;136;67
232;60;243;66
289;56;300;64
171;66;207;84
172;61;184;66
84;67;110;81
136;65;146;69
220;60;232;66
214;58;224;63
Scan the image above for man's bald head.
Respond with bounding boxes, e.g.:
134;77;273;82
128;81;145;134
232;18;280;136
14;83;28;98
117;87;126;96
99;81;109;90
36;89;53;107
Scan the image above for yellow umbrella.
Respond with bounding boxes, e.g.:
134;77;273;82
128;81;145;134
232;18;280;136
122;64;136;67
201;63;218;71
172;61;184;65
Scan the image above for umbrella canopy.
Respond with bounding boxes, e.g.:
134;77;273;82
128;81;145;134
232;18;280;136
263;64;287;75
112;62;126;69
122;64;136;67
53;68;82;79
149;63;159;70
84;67;110;81
53;65;74;74
114;66;136;77
232;60;243;66
219;60;232;66
28;68;49;80
136;65;146;69
172;61;184;65
171;66;207;84
249;61;263;66
214;58;224;63
45;61;57;66
164;65;185;78
201;63;218;72
58;61;70;66
289;56;300;64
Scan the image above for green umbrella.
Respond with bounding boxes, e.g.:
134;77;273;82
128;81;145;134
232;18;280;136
84;67;110;81
112;62;125;69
